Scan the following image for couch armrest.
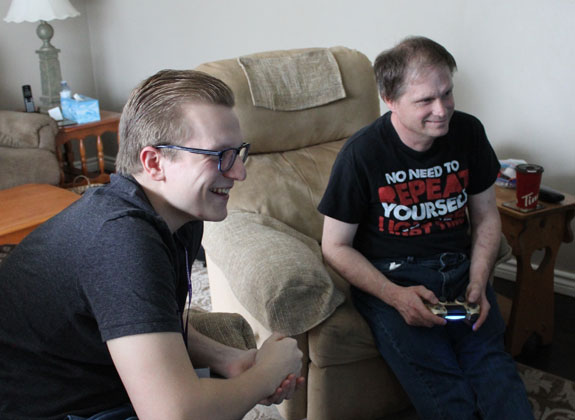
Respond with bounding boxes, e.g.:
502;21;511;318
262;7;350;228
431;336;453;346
203;211;345;336
0;111;58;151
186;308;257;350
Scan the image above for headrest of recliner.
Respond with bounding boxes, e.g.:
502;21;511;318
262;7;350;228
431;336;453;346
195;46;380;154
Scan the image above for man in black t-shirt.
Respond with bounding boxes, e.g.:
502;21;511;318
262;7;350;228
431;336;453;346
319;37;533;419
0;70;304;419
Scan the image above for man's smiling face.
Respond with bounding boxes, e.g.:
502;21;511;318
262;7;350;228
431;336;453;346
160;102;246;224
385;64;455;151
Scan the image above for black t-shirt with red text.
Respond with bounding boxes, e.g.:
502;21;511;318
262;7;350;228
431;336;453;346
318;111;500;260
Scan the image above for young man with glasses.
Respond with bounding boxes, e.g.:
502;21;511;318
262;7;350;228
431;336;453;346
0;70;303;419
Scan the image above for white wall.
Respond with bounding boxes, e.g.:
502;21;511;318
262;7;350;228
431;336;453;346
0;0;95;109
1;0;574;277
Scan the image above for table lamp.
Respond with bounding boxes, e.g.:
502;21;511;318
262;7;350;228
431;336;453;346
4;0;80;111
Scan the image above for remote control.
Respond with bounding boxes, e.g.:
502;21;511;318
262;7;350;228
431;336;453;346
539;185;564;203
426;297;480;323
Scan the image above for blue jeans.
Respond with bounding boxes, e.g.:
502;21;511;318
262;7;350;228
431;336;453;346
351;252;533;420
66;404;137;420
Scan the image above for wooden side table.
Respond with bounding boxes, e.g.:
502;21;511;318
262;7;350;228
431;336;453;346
55;110;121;188
495;186;575;356
0;184;80;245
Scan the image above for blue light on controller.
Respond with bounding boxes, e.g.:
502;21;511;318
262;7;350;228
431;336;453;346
445;315;466;321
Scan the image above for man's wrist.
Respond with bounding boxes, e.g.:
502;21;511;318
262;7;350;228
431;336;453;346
212;347;252;378
468;275;488;291
380;280;398;306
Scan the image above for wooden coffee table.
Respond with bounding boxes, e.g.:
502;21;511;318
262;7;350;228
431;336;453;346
0;184;80;245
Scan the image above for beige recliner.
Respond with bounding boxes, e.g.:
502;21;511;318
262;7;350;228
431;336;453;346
0;111;60;190
198;46;413;420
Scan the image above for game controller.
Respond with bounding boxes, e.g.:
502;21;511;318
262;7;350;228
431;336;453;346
426;297;480;323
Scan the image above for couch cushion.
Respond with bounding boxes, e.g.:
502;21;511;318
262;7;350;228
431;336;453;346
308;268;381;368
203;211;345;336
308;297;381;367
228;139;344;243
307;359;410;420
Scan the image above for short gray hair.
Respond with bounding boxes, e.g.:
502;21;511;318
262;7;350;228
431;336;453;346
374;36;457;102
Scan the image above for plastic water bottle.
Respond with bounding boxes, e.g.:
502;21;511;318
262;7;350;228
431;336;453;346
60;81;71;100
60;81;72;120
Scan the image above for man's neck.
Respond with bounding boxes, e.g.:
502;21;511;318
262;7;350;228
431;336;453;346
133;173;187;233
389;113;435;152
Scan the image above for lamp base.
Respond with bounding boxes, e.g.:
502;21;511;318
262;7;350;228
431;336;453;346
36;21;63;112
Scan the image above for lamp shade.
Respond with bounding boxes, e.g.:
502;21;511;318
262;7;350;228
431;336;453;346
4;0;80;23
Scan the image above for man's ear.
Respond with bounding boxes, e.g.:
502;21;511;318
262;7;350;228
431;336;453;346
382;95;396;112
139;146;166;181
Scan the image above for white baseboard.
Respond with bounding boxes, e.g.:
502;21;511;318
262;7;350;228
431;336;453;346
494;259;575;298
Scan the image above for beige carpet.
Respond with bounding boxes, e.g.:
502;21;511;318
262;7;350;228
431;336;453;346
518;364;575;420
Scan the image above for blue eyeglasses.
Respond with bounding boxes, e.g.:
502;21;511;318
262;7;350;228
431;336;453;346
155;142;250;173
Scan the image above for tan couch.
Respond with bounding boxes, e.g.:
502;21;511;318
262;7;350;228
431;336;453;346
199;46;414;420
0;111;60;190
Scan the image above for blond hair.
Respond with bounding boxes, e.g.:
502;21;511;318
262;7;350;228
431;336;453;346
116;69;234;175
